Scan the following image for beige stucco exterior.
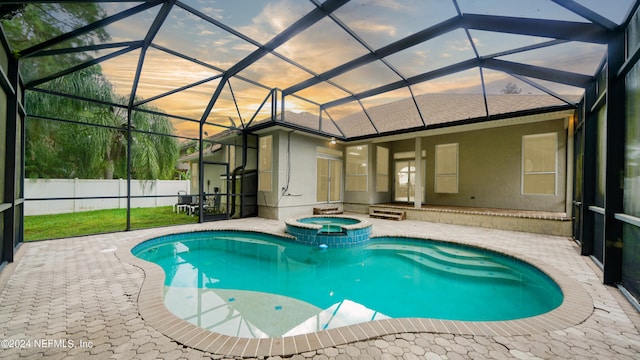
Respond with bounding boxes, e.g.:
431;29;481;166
257;110;573;220
421;118;567;212
258;130;346;219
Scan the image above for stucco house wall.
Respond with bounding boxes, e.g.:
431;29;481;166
258;130;344;220
317;114;570;216
255;112;572;219
423;118;568;212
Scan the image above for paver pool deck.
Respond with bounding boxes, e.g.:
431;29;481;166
1;215;639;359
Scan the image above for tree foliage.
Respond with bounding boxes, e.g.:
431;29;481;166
0;5;26;20
2;3;179;180
1;3;109;82
26;84;179;180
501;82;522;95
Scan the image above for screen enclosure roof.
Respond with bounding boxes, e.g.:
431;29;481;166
2;0;638;140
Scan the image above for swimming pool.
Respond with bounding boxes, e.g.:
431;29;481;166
132;230;563;338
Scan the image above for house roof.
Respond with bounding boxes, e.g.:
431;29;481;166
278;93;579;139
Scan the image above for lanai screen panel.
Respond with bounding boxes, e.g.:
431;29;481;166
237;53;312;91
134;47;221;103
457;0;588;21
497;41;607;76
410;69;488;126
142;77;224;127
293;81;351;105
179;0;316;45
332;0;459;50
151;5;258;72
360;87;423;133
384;29;477;78
330;60;403;95
275;16;371;74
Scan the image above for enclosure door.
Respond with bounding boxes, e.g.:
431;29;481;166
317;158;342;202
573;125;584;244
394;160;416;202
202;162;229;221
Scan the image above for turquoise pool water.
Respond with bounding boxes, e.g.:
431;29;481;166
133;231;563;338
298;217;361;225
298;216;360;233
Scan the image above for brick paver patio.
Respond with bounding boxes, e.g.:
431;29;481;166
1;216;639;359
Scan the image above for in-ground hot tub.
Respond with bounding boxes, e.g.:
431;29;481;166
285;215;372;248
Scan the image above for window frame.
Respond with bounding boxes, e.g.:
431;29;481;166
258;135;273;192
434;143;459;194
376;146;389;192
345;144;368;192
521;132;558;196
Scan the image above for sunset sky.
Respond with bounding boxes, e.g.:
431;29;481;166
52;0;634;138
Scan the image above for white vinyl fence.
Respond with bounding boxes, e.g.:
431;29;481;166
25;178;190;215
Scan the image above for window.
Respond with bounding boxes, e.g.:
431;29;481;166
625;61;640;217
622;59;640;301
376;146;389;192
595;107;607;206
435;143;458;193
258;135;272;192
522;133;557;195
346;145;368;191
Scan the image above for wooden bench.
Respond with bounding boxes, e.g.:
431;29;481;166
313;206;344;215
369;208;406;221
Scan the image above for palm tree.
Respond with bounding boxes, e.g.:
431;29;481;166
28;86;179;180
5;3;179;180
25;68;116;178
110;97;179;180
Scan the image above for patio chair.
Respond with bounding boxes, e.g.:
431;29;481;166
187;195;210;216
213;193;221;212
174;190;193;213
212;187;221;212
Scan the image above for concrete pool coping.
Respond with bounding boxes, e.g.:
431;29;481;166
117;225;594;357
284;214;372;231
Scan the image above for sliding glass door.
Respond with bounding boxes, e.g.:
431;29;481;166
394;160;416;202
317;158;342;203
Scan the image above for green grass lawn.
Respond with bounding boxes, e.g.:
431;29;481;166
24;206;199;241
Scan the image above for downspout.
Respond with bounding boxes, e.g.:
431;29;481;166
198;122;204;223
565;114;575;217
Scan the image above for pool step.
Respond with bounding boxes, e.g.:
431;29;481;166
432;245;488;259
398;253;521;282
369;208;406;221
313;206;344;215
370;243;508;272
413;248;508;272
